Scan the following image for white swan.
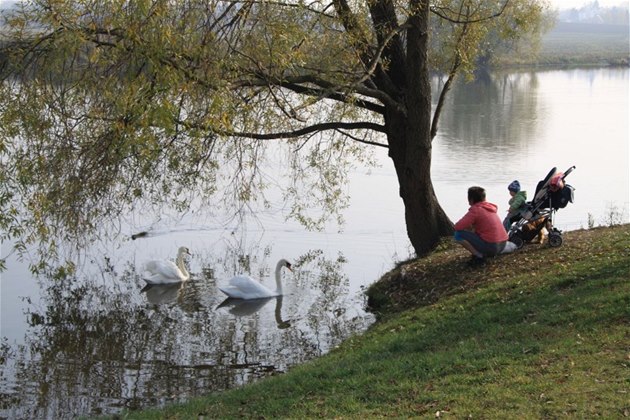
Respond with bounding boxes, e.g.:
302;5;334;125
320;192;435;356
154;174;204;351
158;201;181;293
219;259;293;299
143;246;191;284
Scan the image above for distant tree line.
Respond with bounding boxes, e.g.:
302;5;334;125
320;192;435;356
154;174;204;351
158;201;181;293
558;2;629;25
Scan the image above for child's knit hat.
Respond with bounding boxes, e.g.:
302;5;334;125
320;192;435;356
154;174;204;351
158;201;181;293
508;180;521;192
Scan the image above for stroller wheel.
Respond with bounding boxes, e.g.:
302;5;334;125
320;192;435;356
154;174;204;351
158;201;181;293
548;232;563;247
510;236;524;249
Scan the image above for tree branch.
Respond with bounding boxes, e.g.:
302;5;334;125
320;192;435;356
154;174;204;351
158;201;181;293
430;0;511;24
331;0;396;93
177;119;386;139
431;17;470;139
368;0;407;91
335;128;388;148
231;73;390;114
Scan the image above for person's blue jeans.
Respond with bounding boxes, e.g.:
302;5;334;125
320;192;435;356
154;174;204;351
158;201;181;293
454;230;506;257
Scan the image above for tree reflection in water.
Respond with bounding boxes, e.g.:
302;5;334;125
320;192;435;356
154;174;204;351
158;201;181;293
0;248;374;419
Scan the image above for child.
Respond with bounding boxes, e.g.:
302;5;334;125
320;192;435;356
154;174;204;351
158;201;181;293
503;180;527;232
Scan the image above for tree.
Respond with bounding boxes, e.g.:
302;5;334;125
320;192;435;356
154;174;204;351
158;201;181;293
0;0;548;268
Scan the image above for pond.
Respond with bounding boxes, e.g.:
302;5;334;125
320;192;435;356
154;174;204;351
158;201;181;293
1;67;628;419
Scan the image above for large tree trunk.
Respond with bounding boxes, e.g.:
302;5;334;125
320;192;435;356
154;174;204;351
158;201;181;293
387;114;454;256
386;0;454;255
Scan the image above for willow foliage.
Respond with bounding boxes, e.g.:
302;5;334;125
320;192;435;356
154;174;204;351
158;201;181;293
0;0;550;270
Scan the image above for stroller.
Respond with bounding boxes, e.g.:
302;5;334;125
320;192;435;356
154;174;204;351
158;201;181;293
508;166;576;249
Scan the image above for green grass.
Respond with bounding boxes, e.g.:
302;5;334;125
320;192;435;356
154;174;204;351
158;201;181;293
495;22;629;68
118;225;630;419
538;31;629;66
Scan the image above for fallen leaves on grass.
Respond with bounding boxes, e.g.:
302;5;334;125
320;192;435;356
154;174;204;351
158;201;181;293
366;226;630;316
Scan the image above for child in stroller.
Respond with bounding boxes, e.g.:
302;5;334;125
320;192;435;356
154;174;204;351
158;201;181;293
508;166;575;249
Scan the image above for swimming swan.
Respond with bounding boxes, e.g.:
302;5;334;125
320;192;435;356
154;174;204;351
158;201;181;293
143;246;191;284
219;259;292;299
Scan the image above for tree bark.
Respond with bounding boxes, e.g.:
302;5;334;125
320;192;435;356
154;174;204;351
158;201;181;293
386;0;454;255
387;113;454;255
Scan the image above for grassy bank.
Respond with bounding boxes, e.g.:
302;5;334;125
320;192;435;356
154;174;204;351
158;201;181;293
122;225;629;419
495;22;629;68
536;24;629;67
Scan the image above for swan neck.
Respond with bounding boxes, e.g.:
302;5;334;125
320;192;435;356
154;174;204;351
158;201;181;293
274;261;284;292
177;253;189;278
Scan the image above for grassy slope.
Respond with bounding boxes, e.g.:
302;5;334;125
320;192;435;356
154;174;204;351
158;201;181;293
123;224;630;419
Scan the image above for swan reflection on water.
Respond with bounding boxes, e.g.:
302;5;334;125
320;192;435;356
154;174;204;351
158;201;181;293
141;282;184;305
217;296;291;329
141;283;292;329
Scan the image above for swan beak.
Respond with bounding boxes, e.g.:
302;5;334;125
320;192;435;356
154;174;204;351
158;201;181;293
286;262;293;272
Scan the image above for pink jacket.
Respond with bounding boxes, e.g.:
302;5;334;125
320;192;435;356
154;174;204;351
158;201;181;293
454;201;509;243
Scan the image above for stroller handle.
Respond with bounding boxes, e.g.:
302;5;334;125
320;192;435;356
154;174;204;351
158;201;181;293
562;165;576;179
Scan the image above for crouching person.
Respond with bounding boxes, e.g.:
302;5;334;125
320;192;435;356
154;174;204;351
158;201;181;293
454;186;508;266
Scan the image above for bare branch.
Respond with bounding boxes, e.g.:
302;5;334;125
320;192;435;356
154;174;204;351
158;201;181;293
431;16;471;139
430;0;510;24
231;73;389;114
177;118;386;139
335;128;388;148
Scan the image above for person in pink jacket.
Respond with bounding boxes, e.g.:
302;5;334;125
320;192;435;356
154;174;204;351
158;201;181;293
454;186;508;266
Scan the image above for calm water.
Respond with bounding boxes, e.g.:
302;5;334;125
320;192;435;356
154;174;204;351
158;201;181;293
1;67;628;419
